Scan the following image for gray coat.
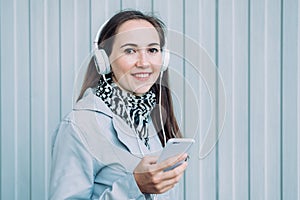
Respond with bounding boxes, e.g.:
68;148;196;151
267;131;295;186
49;89;179;199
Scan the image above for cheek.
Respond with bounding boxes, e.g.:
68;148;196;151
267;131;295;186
152;55;164;70
111;57;133;75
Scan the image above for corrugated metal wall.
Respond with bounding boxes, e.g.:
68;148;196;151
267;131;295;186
1;0;299;199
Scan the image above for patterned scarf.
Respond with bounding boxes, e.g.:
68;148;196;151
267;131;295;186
95;75;156;149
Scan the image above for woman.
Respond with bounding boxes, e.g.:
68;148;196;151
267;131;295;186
50;10;188;199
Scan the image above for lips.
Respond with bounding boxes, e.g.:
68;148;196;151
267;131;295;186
132;72;151;79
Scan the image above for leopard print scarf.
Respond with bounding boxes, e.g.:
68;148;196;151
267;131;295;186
95;74;156;149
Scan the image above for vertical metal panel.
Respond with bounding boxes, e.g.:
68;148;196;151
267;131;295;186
72;0;91;105
184;1;201;199
250;0;267;199
1;0;17;199
46;0;61;199
297;0;300;196
74;1;91;73
232;0;250;199
0;3;1;199
30;0;47;198
298;1;300;199
15;0;31;199
122;0;153;12
264;0;282;199
198;0;218;200
46;0;61;131
60;0;75;118
91;0;106;41
282;0;299;199
91;0;121;40
169;1;185;199
218;0;234;199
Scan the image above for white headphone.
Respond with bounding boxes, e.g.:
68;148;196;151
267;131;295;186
93;20;170;74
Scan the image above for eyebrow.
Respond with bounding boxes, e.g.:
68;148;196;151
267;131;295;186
120;43;160;48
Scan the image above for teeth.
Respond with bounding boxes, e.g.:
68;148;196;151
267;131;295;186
135;73;149;78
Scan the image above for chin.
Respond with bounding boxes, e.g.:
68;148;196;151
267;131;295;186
133;86;152;96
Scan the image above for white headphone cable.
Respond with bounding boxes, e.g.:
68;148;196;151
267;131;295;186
159;71;167;147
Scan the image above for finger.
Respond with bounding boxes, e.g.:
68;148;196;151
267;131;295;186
160;162;188;182
160;161;188;181
160;173;183;191
154;183;175;194
157;153;188;171
154;166;187;194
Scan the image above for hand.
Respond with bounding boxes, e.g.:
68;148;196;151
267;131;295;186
133;153;188;194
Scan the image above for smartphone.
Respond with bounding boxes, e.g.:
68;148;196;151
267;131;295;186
157;138;195;171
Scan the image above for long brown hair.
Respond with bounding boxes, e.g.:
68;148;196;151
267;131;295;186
77;10;182;146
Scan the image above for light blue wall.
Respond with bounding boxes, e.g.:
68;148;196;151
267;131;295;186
1;0;299;199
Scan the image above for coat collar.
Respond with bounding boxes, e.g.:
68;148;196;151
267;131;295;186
73;88;162;156
74;88;113;116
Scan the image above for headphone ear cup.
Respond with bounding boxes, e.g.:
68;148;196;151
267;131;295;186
161;49;170;71
94;49;110;74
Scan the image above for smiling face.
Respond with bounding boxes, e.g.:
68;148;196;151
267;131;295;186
109;19;163;96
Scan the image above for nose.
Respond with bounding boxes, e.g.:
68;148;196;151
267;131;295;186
136;50;150;68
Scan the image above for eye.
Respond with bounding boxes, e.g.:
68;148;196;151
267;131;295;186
148;48;160;54
124;48;136;54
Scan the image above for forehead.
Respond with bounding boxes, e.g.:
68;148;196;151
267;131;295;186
114;19;160;46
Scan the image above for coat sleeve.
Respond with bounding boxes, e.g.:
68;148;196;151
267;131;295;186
49;120;146;200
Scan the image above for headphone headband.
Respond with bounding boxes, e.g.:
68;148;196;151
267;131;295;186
93;19;109;50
